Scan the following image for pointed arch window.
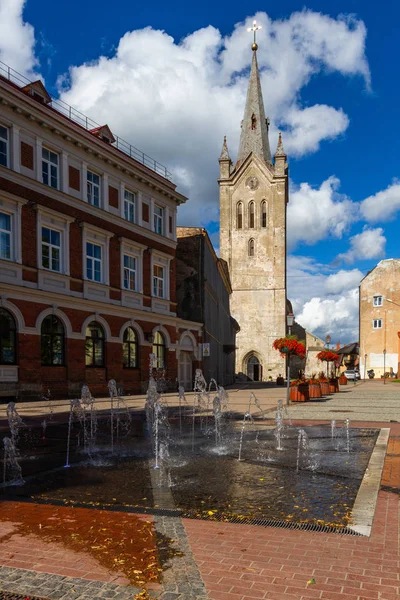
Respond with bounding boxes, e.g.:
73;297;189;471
123;327;138;368
85;321;105;367
237;202;243;229
248;238;255;257
249;201;255;228
152;331;166;369
41;315;65;366
0;309;17;365
261;200;267;228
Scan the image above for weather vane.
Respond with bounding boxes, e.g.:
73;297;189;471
247;19;262;51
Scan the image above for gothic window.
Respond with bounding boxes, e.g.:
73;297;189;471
0;309;17;365
261;200;267;228
123;327;138;368
249;201;255;228
152;331;166;369
85;321;105;367
41;315;65;366
237;202;243;229
248;238;255;257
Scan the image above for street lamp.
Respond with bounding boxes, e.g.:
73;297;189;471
285;312;295;405
383;349;387;384
364;354;367;381
387;298;400;307
325;334;331;349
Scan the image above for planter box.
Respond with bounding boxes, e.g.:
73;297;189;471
290;383;309;402
320;381;330;395
339;375;347;385
309;383;322;399
329;378;339;393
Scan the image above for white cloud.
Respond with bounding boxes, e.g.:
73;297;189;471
0;0;38;78
325;269;363;294
296;289;359;344
360;181;400;223
287;176;358;250
55;11;370;226
338;226;386;264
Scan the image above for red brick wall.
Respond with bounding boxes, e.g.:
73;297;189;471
109;186;119;209
21;204;37;267
109;236;120;289
69;221;82;280
69;166;80;191
21;142;34;170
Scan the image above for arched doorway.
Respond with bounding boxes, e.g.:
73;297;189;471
247;354;262;381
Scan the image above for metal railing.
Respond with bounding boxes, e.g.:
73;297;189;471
0;61;173;181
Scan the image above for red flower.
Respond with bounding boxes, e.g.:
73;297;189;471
273;337;306;358
316;350;340;362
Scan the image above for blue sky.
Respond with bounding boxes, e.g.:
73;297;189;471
1;0;399;343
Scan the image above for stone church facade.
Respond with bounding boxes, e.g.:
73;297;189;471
219;44;288;381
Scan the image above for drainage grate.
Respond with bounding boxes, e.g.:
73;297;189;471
0;592;50;600
330;410;354;413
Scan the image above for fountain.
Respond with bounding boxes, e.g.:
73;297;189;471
296;429;309;473
345;418;351;453
3;437;24;486
331;419;336;440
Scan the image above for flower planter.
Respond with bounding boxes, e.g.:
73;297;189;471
339;375;347;385
309;383;322;399
320;381;330;395
329;378;339;393
290;383;309;402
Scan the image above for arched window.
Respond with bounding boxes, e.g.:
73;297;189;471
237;202;243;229
261;200;267;228
41;315;65;366
0;309;17;365
85;321;105;367
152;331;166;369
249;201;255;228
123;327;138;368
248;238;255;257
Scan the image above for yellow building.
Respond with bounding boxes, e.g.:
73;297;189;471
359;259;400;378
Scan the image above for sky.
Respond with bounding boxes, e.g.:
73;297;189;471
1;0;399;344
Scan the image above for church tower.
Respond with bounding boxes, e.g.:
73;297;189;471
219;29;288;381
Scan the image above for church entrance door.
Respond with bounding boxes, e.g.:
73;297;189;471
179;351;192;391
247;355;261;381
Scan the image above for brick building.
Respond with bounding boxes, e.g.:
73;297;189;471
176;228;239;388
0;65;202;399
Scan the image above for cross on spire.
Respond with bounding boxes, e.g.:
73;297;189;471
247;19;262;50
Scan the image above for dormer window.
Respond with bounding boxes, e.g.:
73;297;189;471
21;81;52;105
89;125;116;145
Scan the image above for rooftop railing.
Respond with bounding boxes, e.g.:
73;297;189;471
0;61;173;181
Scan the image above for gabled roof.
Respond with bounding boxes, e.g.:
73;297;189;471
89;124;116;144
337;342;359;355
21;80;51;105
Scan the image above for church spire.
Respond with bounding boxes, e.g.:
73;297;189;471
237;25;272;166
219;135;230;160
275;132;286;158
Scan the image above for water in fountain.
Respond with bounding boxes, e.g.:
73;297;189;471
213;396;222;447
80;384;97;454
152;397;170;470
6;402;23;445
331;419;336;440
41;419;47;441
108;380;131;440
178;385;187;435
108;379;117;453
191;369;208;449
3;437;24;486
218;385;229;411
275;399;284;451
238;412;254;461
296;429;309;473
344;418;351;453
42;388;54;421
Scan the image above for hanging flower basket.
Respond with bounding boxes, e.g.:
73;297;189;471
316;350;340;363
273;337;306;358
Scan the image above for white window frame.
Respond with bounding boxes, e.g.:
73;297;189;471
373;296;383;307
373;319;382;329
0;197;24;264
0;124;9;168
124;190;136;223
151;251;171;300
153;205;164;235
87;170;101;207
86;241;102;283
42;147;59;189
123;254;137;291
0;210;12;261
41;226;61;272
37;209;72;275
82;225;111;285
153;263;165;298
120;240;145;294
